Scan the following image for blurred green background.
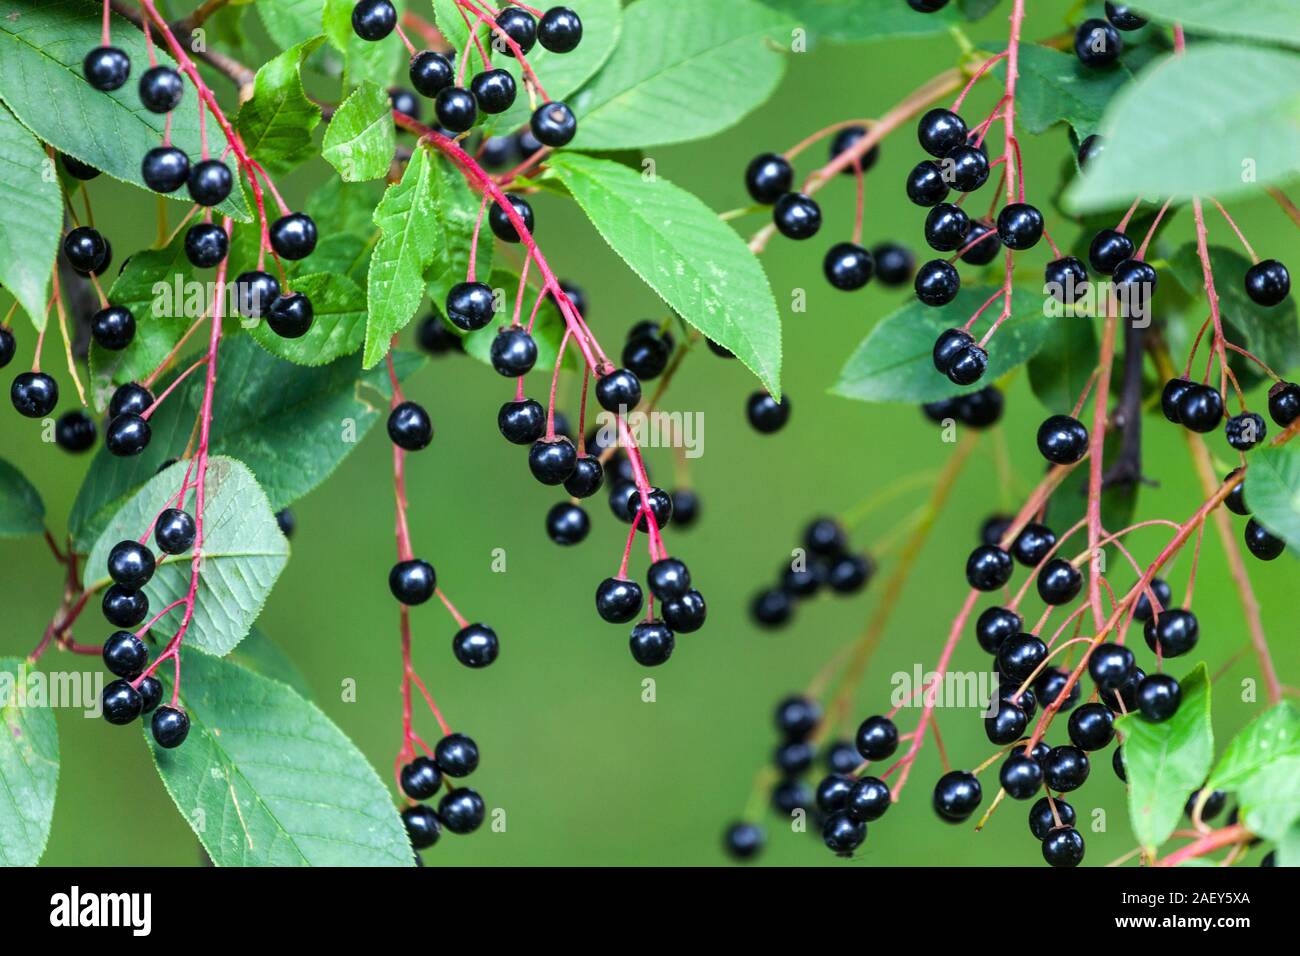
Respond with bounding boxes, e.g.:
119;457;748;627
3;0;1296;867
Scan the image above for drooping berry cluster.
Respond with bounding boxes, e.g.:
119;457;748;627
398;732;488;861
750;517;873;630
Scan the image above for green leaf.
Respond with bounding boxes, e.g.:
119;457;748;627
433;0;486;56
85;458;289;657
0;0;249;221
832;286;1055;404
68;337;422;551
227;627;312;700
0;105;60;330
149;651;411;866
570;0;790;150
1245;446;1300;554
759;0;957;42
1237;756;1300;841
548;151;782;395
364;144;439;368
425;154;492;313
0;657;59;867
1278;819;1300;866
323;0;401;89
236;35;326;176
997;43;1131;138
460;268;572;374
1117;0;1300;50
257;0;327;50
484;0;623;136
1208;702;1300;790
0;457;45;538
1169;243;1300;377
322;81;396;182
1028;318;1098;412
1068;45;1300;211
88;229;195;404
1116;663;1213;852
249;271;367;366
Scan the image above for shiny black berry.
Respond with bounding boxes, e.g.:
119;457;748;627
546;502;589;545
530;101;577;147
1245;259;1291;307
595;577;643;623
747;392;790;433
905;160;949;207
1088;228;1134;273
185;223;229;268
490;327;538;377
1043;827;1085;867
389;558;436;605
235;271;281;318
1037;557;1082;605
917;108;967;157
528;436;577;484
471;68;517;114
1089;642;1135;692
142;146;191;194
773;193;822;239
84;46;131;91
489;193;533;243
745;153;793;204
188;159;233;207
497;398;545;444
924;203;971;252
266;293;314;339
629;619;675;666
776;696;821;740
410;51;454;97
446;281;495;331
855;715;898;761
1067;702;1114;751
1011;523;1055;567
436;87;478;132
1042;745;1090;792
996;202;1044;250
873;243;914;285
352;0;397;41
1177;384;1224;433
1037;414;1088;464
1244;518;1285;560
997;633;1048;683
1000;752;1043;800
103;630;148;679
452;623;499;668
824;242;874;290
1075;18;1122;67
139;66;184;113
975;606;1022;655
401;755;443;800
155;509;196;553
663;590;707;633
106;413;151;457
151;705;190;748
55;411;96;453
596;368;642;412
494;6;537;56
403;805;441;848
269;213;317;261
1268;382;1300;427
538;6;583;52
103;584;148;628
966;545;1013;591
64;226;107;273
1225;412;1266;451
915;259;960;306
102;679;144;725
1105;2;1147;29
388;401;433;451
1137;674;1181;722
933;770;981;822
11;372;58;418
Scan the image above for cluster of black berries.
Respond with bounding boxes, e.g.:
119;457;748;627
354;1;582;148
1159;372;1296;559
724;696;897;861
960;553;1211;865
398;732;487;859
99;515;197;748
743;132;917;295
922;384;1004;430
385;398;502;667
595;556;706;667
1074;4;1147;70
751;518;873;630
82;31;319;346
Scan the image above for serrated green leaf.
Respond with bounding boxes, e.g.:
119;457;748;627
1119;0;1300;50
570;0;790;150
997;43;1131;138
1209;702;1300;791
89;229;196;405
548;151;782;396
364;144;438;367
1238;756;1300;841
1116;663;1213;852
149;651;411;866
0;104;60;331
250;271;367;366
760;0;957;41
1245;447;1300;554
425;154;492;312
0;657;59;867
85;457;289;657
0;0;249;221
68;337;421;551
1028;317;1098;412
322;80;396;182
433;0;486;57
257;0;327;50
483;0;623;136
832;286;1055;404
1068;45;1300;211
0;457;45;538
227;627;312;699
1169;243;1300;377
236;35;325;176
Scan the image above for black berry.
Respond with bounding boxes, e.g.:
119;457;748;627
188;159;233;207
138;66;184;113
531;101;577;147
452;623;499;668
142;146;191;194
83;46;131;91
1037;414;1088;464
352;0;397;41
11;372;59;418
745;153;793;204
390;558;436;604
